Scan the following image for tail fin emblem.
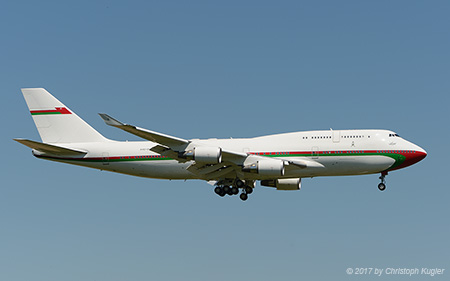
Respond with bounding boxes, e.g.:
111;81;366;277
30;107;72;115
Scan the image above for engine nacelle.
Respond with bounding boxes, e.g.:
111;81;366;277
261;178;302;190
243;159;285;176
184;146;222;164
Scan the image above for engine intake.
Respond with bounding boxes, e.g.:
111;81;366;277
243;159;285;176
261;178;302;190
183;146;222;164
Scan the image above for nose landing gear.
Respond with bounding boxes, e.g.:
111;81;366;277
378;172;387;191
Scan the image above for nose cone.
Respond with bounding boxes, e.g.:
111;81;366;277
396;145;427;171
416;146;427;161
387;142;427;172
413;150;427;166
412;142;427;161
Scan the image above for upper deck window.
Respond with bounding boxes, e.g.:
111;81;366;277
389;133;400;137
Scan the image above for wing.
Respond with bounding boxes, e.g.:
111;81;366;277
99;114;256;178
99;113;247;162
98;114;323;180
99;113;188;148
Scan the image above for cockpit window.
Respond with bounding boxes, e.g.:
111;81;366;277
389;133;400;137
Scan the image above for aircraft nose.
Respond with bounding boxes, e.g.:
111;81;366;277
415;146;427;162
407;144;427;166
390;143;427;171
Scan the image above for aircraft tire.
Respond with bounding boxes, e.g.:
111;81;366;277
240;193;248;201
245;186;253;194
235;179;245;188
378;183;386;191
214;186;222;195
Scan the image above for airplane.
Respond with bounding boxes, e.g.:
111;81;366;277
15;88;427;201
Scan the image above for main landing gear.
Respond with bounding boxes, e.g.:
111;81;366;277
214;179;254;201
378;172;387;191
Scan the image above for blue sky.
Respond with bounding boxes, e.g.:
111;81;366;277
1;1;449;280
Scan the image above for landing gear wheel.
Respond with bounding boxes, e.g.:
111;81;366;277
240;193;248;201
231;186;239;195
235;179;245;188
378;183;386;191
214;186;226;197
223;185;230;194
244;186;253;194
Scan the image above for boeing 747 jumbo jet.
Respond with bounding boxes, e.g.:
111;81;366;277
15;88;427;201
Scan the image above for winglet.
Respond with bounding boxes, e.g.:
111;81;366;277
99;113;125;127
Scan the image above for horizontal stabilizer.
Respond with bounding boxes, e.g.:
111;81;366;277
14;139;87;156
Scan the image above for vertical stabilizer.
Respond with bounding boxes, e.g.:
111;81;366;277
21;88;107;143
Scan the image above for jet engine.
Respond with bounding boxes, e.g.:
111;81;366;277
183;146;222;164
261;178;302;190
243;159;285;176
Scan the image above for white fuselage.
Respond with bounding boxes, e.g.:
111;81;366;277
35;129;427;181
